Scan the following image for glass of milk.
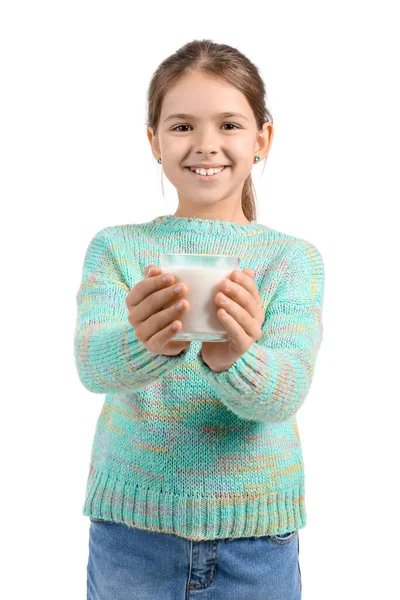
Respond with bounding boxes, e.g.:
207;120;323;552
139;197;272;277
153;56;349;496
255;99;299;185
159;253;240;342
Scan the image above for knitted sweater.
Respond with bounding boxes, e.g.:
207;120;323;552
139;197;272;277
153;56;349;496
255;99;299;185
74;214;325;541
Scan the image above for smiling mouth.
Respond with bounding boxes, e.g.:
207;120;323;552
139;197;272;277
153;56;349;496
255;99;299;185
185;166;229;181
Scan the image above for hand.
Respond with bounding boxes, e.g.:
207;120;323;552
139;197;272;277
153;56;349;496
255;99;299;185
125;264;191;357
201;268;265;372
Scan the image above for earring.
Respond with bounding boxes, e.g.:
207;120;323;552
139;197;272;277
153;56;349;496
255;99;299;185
158;158;162;164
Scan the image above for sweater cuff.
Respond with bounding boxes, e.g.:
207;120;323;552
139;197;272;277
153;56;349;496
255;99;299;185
75;322;191;394
195;343;266;400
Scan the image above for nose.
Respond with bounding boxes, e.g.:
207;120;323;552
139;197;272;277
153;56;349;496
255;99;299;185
193;125;220;154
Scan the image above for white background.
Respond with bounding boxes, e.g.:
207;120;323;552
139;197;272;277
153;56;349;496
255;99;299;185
1;1;399;598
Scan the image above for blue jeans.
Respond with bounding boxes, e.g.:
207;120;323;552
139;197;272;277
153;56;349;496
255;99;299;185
87;518;302;599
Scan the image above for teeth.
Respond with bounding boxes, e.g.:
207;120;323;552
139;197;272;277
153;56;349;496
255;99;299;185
190;166;225;176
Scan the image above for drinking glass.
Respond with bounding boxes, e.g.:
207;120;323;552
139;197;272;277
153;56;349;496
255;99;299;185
159;253;241;342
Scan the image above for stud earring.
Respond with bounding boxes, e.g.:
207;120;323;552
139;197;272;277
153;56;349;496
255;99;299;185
158;158;162;164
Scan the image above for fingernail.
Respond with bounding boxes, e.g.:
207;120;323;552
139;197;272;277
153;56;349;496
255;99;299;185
147;268;156;276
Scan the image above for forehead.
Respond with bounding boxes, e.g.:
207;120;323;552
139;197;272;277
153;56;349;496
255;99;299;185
160;72;252;121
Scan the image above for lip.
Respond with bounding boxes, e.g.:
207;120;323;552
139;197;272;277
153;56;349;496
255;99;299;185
185;166;229;182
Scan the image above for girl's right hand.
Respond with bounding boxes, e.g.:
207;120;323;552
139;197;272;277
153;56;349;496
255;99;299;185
125;265;191;356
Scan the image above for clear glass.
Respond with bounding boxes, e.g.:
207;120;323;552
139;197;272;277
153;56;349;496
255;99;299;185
159;253;241;342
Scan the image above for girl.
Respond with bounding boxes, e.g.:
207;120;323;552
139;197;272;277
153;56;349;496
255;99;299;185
75;39;324;600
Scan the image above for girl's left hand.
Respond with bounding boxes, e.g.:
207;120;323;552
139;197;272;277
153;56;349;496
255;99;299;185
201;268;265;372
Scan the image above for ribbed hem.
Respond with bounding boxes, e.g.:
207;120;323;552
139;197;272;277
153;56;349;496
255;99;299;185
83;465;306;541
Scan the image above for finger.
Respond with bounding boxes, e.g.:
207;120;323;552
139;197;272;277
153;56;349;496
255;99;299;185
238;269;262;306
144;265;160;277
217;294;260;340
219;273;261;319
127;270;169;310
242;268;255;279
233;270;260;304
217;307;251;353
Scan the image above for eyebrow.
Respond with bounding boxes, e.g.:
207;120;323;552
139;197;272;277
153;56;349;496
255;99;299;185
164;112;249;122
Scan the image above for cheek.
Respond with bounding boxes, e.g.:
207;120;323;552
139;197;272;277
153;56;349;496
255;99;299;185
230;144;254;168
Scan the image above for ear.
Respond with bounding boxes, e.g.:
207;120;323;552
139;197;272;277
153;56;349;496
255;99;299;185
147;126;161;158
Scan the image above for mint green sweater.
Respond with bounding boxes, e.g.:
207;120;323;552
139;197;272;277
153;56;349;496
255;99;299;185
74;214;325;541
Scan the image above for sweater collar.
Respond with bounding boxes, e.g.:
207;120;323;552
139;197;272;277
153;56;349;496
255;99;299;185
144;214;267;237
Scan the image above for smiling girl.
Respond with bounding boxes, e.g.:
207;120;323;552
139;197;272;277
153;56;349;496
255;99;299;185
75;39;325;600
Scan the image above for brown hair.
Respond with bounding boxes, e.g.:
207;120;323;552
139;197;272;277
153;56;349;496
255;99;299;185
146;39;273;222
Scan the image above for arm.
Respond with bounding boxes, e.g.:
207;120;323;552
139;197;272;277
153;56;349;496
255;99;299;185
73;229;190;394
195;243;325;422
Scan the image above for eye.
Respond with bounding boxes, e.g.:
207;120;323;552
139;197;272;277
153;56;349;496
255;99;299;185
171;123;240;132
171;125;190;132
222;123;240;131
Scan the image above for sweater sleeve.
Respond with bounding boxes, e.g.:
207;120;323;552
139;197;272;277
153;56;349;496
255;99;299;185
195;242;325;423
73;229;190;394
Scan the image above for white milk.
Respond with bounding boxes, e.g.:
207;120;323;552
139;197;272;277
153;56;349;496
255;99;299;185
166;265;234;341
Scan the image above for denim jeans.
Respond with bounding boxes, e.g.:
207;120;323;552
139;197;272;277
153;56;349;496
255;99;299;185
87;518;302;599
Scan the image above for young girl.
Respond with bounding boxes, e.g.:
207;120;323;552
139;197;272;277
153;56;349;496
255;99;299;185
75;39;324;600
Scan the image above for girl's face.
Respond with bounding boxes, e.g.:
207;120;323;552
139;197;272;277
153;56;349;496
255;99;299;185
147;71;273;216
